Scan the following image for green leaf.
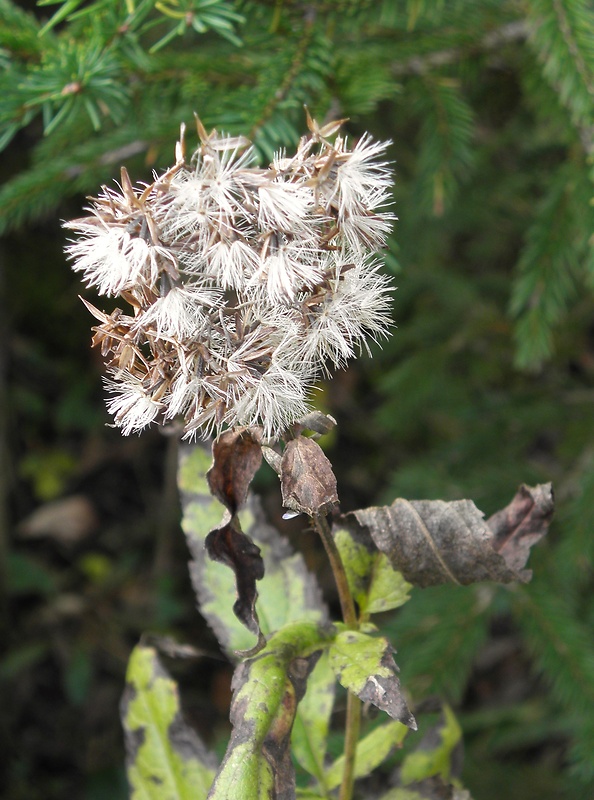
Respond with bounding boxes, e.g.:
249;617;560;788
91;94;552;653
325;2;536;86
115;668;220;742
325;719;409;790
210;621;332;800
179;444;327;657
63;645;93;706
0;642;50;680
377;790;429;800
121;644;216;800
514;580;594;780
334;525;412;616
333;524;375;609
335;45;399;115
367;553;413;614
328;629;416;729
400;704;462;785
149;0;244;52
291;650;335;786
0;0;44;56
6;552;57;595
19;448;77;500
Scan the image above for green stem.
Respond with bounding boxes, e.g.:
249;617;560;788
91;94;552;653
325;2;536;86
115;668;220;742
312;513;356;629
311;513;360;800
340;692;362;800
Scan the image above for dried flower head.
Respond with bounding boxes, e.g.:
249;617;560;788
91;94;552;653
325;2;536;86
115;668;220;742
66;115;395;441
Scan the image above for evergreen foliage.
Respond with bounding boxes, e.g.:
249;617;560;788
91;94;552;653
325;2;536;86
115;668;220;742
2;1;594;798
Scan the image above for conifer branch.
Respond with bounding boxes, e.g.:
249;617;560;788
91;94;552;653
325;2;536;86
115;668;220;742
516;585;594;707
249;9;317;142
526;0;594;155
391;20;529;76
510;161;593;368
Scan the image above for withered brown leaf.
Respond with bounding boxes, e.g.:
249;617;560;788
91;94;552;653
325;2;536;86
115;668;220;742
207;428;263;514
357;648;416;730
347;483;553;588
205;514;265;636
487;483;554;575
295;410;337;435
280;436;339;517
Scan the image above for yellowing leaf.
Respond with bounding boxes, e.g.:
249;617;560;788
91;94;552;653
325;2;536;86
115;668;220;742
367;553;412;615
400;704;462;786
180;445;327;657
209;622;332;800
328;630;416;729
325;720;409;790
334;525;412;616
122;644;216;800
333;525;375;609
291;650;335;786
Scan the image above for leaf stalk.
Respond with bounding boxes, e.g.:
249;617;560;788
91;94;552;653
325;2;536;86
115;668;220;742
312;511;360;800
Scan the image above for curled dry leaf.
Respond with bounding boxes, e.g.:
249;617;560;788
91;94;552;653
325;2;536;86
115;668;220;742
262;445;282;476
205;515;265;638
180;445;327;657
295;411;338;436
347;483;553;588
207;428;263;514
202;430;266;649
487;483;554;573
280;436;339;518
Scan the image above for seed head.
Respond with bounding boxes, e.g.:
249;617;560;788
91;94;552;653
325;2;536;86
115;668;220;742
66;116;396;441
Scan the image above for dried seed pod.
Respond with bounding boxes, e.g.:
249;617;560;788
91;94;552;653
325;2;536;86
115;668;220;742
66;118;395;441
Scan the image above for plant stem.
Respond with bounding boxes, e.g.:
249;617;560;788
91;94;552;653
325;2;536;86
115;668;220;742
312;513;357;628
312;513;360;800
340;692;362;800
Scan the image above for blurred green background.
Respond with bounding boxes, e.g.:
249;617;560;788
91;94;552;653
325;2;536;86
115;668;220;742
1;1;594;798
